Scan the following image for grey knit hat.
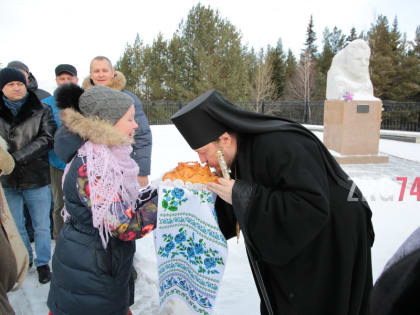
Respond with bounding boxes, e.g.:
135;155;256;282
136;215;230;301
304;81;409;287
7;60;30;73
79;86;134;125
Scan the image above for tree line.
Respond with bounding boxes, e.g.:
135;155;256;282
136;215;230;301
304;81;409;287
116;4;420;103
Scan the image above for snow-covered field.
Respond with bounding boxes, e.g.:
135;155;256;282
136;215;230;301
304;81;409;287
8;125;420;315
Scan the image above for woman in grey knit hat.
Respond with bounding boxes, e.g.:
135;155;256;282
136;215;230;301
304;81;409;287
47;84;158;315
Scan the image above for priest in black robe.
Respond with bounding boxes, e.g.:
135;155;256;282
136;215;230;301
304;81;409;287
171;89;375;315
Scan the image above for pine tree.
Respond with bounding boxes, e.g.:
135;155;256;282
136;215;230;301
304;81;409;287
347;27;358;43
284;49;297;98
176;4;251;100
369;15;420;100
315;26;347;99
315;28;334;99
368;15;395;99
115;34;145;96
303;15;317;58
166;34;190;100
408;26;420;100
266;39;287;99
295;15;318;105
244;47;258;92
329;27;346;53
409;26;420;57
142;33;169;100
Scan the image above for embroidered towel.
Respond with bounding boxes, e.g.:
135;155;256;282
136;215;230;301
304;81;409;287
155;180;228;315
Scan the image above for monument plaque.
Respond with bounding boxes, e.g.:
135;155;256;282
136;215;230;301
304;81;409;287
356;104;369;113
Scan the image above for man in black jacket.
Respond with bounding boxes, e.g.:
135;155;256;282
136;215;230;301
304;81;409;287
171;89;374;315
0;68;56;284
8;60;53;242
7;60;51;101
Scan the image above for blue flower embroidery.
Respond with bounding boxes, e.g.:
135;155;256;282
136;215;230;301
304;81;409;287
187;247;195;257
162;188;188;212
158;228;224;275
165;241;175;253
175;232;186;243
204;257;216;269
194;243;204;255
171;188;185;199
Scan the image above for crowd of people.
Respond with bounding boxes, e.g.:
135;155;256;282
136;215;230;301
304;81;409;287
0;58;417;315
0;58;154;314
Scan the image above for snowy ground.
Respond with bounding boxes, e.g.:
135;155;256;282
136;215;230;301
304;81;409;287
8;125;420;315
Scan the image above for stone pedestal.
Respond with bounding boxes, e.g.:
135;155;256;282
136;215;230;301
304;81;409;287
323;100;388;164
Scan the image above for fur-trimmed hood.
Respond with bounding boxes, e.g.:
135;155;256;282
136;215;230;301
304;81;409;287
59;108;133;147
82;71;127;91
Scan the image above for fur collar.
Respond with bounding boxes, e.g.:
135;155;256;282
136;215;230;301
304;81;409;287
82;71;126;91
0;91;44;124
59;108;133;146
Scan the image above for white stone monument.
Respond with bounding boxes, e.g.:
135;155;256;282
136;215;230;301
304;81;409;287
326;39;379;101
323;39;388;164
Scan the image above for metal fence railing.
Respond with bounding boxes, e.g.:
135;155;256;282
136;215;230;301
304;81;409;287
142;100;420;132
381;101;420;131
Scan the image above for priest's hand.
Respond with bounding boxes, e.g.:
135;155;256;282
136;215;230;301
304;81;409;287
206;178;235;205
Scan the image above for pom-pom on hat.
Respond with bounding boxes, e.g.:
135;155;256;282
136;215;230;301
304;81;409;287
79;86;134;125
0;67;27;90
55;83;84;112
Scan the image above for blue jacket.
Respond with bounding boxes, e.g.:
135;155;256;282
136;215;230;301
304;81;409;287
42;93;66;170
48;109;157;315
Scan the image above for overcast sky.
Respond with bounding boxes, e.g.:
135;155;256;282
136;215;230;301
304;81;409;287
1;0;419;94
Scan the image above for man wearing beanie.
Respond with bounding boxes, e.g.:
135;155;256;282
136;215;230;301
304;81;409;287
7;60;51;101
0;67;57;284
8;61;53;243
42;64;78;240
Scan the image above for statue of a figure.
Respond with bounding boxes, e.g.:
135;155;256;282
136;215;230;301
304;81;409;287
326;39;379;101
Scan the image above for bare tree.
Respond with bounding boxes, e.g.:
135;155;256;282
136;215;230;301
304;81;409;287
252;55;277;112
285;51;316;122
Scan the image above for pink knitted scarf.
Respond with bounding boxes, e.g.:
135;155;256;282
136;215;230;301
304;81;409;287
63;141;140;248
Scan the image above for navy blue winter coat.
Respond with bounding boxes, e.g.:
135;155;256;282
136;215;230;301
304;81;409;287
48;108;157;315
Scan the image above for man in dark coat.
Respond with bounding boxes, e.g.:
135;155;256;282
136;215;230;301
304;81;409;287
7;60;51;101
171;89;374;315
0;68;56;284
7;60;52;243
47;84;157;315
